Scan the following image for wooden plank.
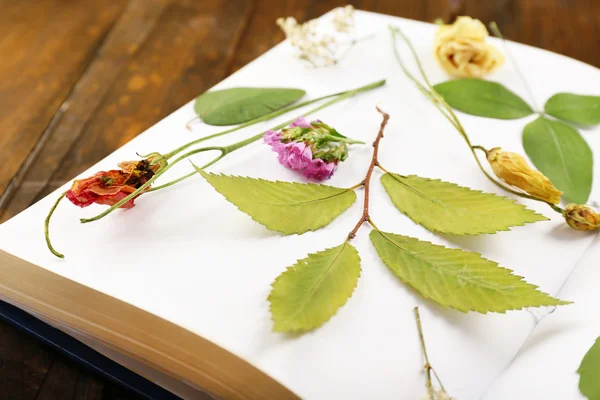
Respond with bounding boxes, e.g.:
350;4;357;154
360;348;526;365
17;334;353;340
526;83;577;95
0;321;55;399
0;0;254;223
462;0;599;68
0;0;169;222
229;0;453;73
0;0;126;206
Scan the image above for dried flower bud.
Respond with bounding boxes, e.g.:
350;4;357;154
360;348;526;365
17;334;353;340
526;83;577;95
434;16;504;78
563;204;600;231
263;117;359;181
486;148;562;204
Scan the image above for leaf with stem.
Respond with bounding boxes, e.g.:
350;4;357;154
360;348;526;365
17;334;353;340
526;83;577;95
194;87;306;126
370;230;569;313
523;116;593;204
545;93;600;126
381;173;547;235
268;242;361;332
199;171;357;235
433;79;533;119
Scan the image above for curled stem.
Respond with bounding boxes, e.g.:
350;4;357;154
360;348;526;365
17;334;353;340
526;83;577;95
45;191;67;259
167;91;346;159
80;146;225;223
347;106;389;241
151;79;386;192
80;79;386;223
390;25;562;214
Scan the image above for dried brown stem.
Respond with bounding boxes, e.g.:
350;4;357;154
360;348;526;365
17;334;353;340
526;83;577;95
347;106;390;240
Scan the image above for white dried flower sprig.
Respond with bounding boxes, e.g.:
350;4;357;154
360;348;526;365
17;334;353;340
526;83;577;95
276;5;363;67
414;307;457;400
332;5;355;33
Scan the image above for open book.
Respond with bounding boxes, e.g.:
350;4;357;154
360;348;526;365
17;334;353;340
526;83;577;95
1;10;598;400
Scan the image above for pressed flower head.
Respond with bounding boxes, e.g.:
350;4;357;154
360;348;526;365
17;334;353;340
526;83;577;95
486;147;562;204
264;117;360;181
434;16;504;78
563;204;600;231
66;156;166;209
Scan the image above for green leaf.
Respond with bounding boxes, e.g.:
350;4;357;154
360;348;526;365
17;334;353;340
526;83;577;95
381;173;547;235
199;171;356;234
369;230;569;313
194;87;306;126
523;116;593;204
545;93;600;126
433;79;533;119
578;337;600;400
268;243;361;332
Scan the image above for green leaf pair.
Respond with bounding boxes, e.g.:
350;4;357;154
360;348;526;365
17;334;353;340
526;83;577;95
200;171;566;333
434;79;598;204
194;87;306;126
270;231;566;333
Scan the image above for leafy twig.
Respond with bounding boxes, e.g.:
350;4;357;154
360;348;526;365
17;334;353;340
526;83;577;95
347;106;389;240
78;79;386;224
389;25;561;213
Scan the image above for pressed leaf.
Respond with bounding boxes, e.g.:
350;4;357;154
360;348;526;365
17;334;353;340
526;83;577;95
381;173;547;235
194;87;306;126
523;116;593;204
268;243;361;332
578;337;600;400
545;93;600;126
370;230;568;313
434;79;533;119
200;171;356;234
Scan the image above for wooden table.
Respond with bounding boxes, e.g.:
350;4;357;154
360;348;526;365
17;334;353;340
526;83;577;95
1;0;599;398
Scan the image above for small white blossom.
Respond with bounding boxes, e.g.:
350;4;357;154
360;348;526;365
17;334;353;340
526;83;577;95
276;5;358;67
332;5;355;33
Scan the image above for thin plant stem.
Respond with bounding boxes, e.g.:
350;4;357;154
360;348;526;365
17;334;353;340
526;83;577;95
79;79;386;224
347;106;389;240
336;33;376;64
390;25;562;214
150;80;385;192
414;306;447;397
44;191;67;259
166;91;345;159
489;22;540;112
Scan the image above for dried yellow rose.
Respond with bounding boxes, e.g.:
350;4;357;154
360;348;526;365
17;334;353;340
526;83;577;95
563;204;600;231
486;148;562;204
434;16;504;78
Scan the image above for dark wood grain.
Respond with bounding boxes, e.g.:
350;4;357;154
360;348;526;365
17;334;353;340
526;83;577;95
1;0;599;398
0;0;127;206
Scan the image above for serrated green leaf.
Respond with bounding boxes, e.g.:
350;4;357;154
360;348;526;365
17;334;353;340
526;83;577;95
545;93;600;126
268;243;361;332
434;79;533;119
578;337;600;400
199;171;356;234
523;116;593;204
194;87;305;126
381;173;547;235
370;230;569;313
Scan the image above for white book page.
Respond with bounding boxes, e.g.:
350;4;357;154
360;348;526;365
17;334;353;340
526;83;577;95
1;11;599;399
483;233;600;400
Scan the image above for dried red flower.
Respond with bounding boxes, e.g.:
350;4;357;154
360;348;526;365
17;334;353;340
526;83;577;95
65;158;162;209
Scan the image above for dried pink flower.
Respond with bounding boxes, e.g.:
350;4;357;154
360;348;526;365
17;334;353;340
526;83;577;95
303;158;336;180
263;117;347;181
289;116;311;128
